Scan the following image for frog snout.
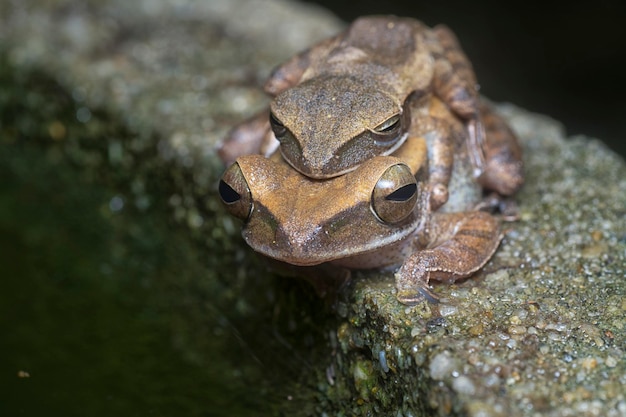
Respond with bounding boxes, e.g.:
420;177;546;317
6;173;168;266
274;222;324;257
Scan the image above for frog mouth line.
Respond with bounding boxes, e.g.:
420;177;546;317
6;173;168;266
242;218;419;268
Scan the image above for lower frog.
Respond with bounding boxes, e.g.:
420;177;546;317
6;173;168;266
219;96;523;304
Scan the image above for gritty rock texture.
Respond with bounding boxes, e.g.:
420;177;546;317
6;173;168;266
327;106;626;416
2;1;624;416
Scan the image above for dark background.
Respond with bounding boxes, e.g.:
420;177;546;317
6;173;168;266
306;0;626;159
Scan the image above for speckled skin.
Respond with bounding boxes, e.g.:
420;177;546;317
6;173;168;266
219;16;523;212
220;93;523;304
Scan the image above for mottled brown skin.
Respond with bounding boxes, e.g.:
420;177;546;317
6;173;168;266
220;100;523;304
218;16;524;304
219;16;518;210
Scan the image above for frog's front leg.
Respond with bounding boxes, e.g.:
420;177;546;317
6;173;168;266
217;110;278;165
423;123;453;211
409;95;464;211
394;211;502;305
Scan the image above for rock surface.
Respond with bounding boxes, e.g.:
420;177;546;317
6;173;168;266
2;1;624;416
329;106;626;416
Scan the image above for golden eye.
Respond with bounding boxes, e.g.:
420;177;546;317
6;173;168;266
372;113;404;146
218;162;252;220
372;163;418;224
269;112;287;138
373;114;401;134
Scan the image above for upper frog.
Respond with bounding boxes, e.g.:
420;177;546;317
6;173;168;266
219;15;484;184
267;16;435;178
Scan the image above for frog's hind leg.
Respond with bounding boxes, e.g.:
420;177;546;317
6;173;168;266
429;25;524;196
217;110;278;165
394;211;502;305
430;25;480;120
263;32;344;96
429;26;491;195
475;102;524;196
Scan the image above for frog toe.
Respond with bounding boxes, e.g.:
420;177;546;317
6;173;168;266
396;285;440;305
395;264;439;305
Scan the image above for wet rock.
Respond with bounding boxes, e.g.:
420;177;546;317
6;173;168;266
2;1;624;416
336;107;626;416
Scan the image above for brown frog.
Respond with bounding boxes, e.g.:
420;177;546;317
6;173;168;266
219;97;523;304
218;16;524;304
219;15;521;209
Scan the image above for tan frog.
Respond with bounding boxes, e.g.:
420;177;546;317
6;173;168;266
219;15;519;209
219;93;523;304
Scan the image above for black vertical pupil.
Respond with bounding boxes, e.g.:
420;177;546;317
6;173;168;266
219;180;241;204
386;183;417;201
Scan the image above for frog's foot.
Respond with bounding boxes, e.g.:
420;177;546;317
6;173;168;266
479;157;524;196
395;211;502;305
217;109;277;165
474;192;520;221
395;261;440;305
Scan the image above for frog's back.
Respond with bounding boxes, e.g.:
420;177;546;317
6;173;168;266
343;16;429;66
309;16;434;96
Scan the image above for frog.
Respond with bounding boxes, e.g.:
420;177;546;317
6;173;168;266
218;15;519;211
218;92;524;304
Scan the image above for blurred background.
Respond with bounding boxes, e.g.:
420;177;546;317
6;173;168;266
307;0;626;159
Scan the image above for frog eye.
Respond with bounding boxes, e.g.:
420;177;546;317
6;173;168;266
372;163;418;224
218;162;253;220
269;112;287;138
374;114;401;133
372;114;404;145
